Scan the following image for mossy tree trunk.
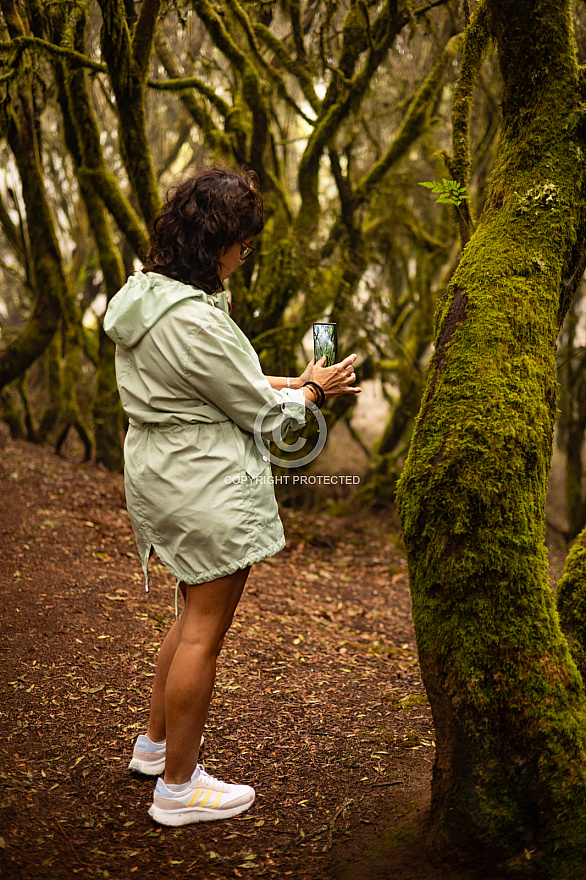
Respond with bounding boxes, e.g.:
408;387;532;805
51;2;125;470
96;0;161;229
396;0;586;873
0;0;65;387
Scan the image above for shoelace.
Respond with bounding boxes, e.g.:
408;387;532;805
193;766;232;793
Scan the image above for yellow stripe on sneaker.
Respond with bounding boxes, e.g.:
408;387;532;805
210;791;222;809
187;787;204;807
198;789;215;808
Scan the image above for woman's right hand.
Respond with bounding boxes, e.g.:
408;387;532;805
305;354;361;401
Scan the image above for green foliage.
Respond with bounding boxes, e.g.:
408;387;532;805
418;178;470;206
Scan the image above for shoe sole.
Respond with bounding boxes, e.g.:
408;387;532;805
128;756;166;775
148;794;255;826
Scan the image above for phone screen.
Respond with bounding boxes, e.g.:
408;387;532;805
313;323;338;367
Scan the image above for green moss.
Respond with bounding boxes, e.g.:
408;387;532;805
395;0;586;873
557;531;586;677
450;5;489;178
98;3;161;228
384;826;417;845
0;71;66;386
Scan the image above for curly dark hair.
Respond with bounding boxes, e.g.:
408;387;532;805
142;167;264;294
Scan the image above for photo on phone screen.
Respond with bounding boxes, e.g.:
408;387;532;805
313;322;338;367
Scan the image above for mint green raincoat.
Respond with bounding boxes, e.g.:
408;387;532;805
104;272;306;589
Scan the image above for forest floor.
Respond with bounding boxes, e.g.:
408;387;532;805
0;437;568;880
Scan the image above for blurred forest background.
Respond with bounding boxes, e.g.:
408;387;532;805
1;0;586;538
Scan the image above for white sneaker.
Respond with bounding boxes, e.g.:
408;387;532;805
148;764;255;826
129;733;204;775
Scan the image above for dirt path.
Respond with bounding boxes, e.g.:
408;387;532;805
0;438;459;879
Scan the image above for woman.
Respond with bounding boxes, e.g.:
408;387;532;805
104;167;360;827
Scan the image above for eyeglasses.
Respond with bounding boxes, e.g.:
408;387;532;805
240;241;255;261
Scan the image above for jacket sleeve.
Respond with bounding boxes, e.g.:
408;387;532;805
183;309;307;438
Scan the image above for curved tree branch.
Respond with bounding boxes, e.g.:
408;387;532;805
0;35;106;72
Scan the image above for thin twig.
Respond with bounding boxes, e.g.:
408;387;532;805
55;820;93;869
557;346;586;369
413;0;451;16
273;798;354;854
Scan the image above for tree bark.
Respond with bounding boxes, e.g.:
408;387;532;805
96;0;161;228
0;0;65;389
52;3;125;470
396;0;586;873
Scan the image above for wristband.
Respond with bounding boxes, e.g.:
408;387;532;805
303;381;325;408
287;377;291;388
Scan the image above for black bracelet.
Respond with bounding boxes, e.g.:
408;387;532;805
303;381;325;408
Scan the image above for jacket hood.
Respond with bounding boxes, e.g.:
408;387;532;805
104;271;229;348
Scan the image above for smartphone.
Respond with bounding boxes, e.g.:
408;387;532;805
313;322;338;367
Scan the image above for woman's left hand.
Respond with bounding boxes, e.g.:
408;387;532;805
297;358;315;388
298;358;315;387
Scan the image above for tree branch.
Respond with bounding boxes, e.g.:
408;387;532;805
96;0;161;227
153;30;233;155
444;1;490;247
413;0;452;16
191;0;248;71
355;39;452;204
191;0;271;175
254;20;319;114
147;74;231;116
296;0;408;238
0;35;106;72
77;167;147;255
0;0;26;39
0;186;24;261
131;0;161;79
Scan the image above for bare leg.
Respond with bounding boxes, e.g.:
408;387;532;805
146;626;181;743
146;584;187;743
158;566;250;784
